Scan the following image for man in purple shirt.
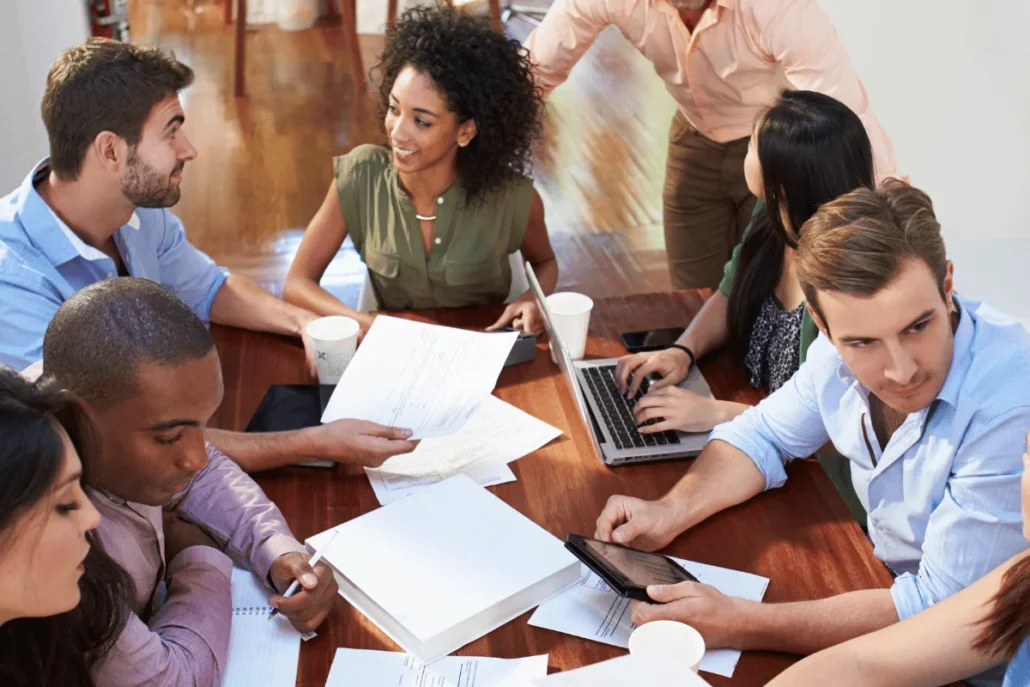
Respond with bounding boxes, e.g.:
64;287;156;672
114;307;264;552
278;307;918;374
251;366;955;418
40;278;337;686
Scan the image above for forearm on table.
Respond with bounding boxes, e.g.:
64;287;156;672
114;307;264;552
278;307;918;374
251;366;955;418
662;440;767;532
210;274;313;337
737;589;899;654
283;273;368;320
710;400;753;425
205;427;323;473
678;290;729;360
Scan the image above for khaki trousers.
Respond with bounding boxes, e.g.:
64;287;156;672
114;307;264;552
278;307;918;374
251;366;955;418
663;111;757;290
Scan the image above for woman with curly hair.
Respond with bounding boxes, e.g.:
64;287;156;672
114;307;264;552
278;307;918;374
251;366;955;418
285;4;557;335
0;368;134;686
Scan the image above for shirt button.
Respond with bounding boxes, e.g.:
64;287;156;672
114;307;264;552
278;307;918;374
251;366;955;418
436;197;444;205
107;272;114;278
434;237;442;245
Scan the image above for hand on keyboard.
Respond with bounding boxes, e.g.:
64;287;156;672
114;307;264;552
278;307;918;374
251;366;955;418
616;348;693;398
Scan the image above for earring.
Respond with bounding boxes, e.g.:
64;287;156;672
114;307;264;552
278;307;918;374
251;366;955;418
458;141;467;148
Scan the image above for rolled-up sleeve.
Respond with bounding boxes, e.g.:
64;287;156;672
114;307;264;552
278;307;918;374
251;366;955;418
890;407;1030;620
153;210;229;322
524;0;616;97
92;546;233;687
173;445;306;582
0;274;62;370
752;0;898;180
709;353;831;490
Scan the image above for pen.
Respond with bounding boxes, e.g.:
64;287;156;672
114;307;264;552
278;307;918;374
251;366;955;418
267;529;339;620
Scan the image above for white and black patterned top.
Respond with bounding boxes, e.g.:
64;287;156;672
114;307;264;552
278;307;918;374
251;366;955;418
744;296;805;391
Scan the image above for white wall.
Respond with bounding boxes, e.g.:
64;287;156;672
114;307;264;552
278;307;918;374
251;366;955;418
821;0;1030;327
0;0;89;191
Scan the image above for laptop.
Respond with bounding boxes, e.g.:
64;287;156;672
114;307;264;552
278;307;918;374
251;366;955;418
527;263;713;465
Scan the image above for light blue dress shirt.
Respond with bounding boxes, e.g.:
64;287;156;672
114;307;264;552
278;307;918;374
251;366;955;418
1002;639;1029;687
710;296;1030;658
0;160;229;370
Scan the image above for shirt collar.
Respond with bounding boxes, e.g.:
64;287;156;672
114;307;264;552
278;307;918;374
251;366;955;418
15;158;141;266
935;296;974;409
834;297;973;409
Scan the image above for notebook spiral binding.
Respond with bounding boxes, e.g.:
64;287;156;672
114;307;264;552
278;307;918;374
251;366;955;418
233;606;274;616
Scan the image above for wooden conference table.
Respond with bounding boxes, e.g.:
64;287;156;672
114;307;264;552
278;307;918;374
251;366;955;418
209;290;893;686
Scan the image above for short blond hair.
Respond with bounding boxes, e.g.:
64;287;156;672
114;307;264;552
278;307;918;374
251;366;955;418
796;179;948;325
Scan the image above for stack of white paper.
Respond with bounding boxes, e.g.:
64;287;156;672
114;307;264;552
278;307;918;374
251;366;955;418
530;654;712;687
325;648;548;687
527;560;769;678
321;316;517;439
307;475;581;663
365;395;563;505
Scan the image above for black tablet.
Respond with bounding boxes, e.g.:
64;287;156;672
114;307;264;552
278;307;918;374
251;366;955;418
245;384;335;433
246;384;337;468
564;533;698;602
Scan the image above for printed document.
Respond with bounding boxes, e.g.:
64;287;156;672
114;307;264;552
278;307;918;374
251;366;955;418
528;560;769;678
365;395;563;504
324;648;548;687
322;316;517;439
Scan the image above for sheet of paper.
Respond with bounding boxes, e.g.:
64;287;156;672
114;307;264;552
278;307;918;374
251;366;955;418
325;648;549;687
368;460;516;505
527;560;769;678
364;395;563;505
322;316;517;439
530;654;712;687
222;568;302;687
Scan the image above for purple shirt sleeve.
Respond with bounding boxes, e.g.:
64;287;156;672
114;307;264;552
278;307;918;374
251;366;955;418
91;546;233;687
173;444;307;582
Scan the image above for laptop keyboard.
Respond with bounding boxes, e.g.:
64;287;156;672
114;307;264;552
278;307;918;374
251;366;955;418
582;365;681;451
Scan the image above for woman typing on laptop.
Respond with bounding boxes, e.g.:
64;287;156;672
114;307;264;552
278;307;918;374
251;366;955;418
616;90;876;433
284;5;557;337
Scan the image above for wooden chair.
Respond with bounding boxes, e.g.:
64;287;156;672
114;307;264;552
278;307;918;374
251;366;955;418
229;0;365;97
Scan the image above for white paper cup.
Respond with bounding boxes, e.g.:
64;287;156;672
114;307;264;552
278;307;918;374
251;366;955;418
305;316;360;385
628;620;706;673
546;292;594;361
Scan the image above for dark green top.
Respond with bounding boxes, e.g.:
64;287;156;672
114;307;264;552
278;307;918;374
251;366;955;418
334;144;535;310
717;199;819;363
718;201;866;525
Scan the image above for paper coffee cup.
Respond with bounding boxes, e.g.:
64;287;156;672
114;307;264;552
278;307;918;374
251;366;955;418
305;316;360;385
628;620;706;673
545;292;594;361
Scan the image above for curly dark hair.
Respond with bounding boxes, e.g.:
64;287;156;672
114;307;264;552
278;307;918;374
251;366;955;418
373;4;543;204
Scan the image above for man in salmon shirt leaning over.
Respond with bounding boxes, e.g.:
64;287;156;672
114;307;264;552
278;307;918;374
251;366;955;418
524;0;898;290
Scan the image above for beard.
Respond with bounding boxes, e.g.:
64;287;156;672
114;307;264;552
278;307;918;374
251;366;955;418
121;148;184;208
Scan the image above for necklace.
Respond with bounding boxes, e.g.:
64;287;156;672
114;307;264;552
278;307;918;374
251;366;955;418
415;213;437;221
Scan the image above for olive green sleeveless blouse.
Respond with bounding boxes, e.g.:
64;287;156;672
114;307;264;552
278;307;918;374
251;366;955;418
333;145;535;309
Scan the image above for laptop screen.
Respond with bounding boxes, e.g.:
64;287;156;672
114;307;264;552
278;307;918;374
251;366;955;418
525;263;605;461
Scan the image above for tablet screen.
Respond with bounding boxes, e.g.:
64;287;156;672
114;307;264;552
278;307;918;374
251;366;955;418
582;538;694;587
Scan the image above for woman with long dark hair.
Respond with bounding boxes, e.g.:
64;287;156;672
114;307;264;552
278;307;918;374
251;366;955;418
285;4;557;336
0;368;133;686
767;430;1030;686
617;90;875;432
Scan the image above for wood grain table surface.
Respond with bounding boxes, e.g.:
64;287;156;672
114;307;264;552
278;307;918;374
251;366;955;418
209;291;893;686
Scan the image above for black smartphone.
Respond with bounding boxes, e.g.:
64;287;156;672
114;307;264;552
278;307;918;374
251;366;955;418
564;533;698;602
620;327;686;354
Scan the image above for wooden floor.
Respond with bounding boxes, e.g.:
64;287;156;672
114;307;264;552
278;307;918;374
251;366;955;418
130;0;677;306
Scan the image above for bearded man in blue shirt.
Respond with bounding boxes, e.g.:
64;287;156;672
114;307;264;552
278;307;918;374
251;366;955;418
0;39;416;472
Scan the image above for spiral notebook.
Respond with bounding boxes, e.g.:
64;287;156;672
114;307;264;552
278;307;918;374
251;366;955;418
221;567;302;687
